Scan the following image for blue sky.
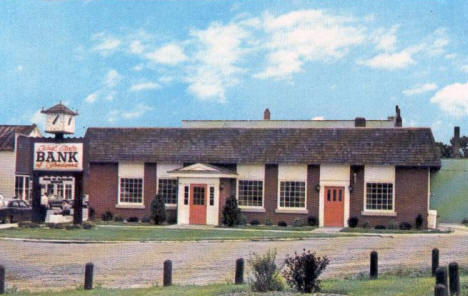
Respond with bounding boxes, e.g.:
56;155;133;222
1;0;468;142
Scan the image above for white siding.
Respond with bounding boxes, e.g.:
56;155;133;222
0;151;16;198
157;163;182;178
364;165;395;183
278;164;307;180
118;162;144;177
237;164;264;180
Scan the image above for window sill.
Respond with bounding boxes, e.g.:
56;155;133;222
115;204;145;209
361;211;397;217
165;204;177;210
275;208;308;214
240;207;266;213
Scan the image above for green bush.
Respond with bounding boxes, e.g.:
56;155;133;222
65;224;81;230
388;220;398;230
46;223;65;229
82;221;95;230
248;249;284;292
278;221;287;227
127;216;139;223
292;218;305;227
113;215;124;222
222;196;241;227
282;249;329;293
141;215;151;223
250;219;260;226
348;217;359;228
101;210;113;221
264;217;273;226
151;194;166;225
362;221;370;229
18;221;40;228
307;216;318;226
415;214;424;230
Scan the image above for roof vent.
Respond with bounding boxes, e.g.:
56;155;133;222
355;117;366;127
264;108;271;120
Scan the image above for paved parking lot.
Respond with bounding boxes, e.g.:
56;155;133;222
1;229;468;291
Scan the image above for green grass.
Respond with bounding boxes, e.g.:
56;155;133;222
218;225;317;231
341;227;450;234
0;225;333;241
6;273;468;295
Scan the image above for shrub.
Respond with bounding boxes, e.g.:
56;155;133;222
362;221;370;229
307;216;318;227
388;220;398;230
18;221;40;228
399;222;412;230
141;215;151;223
113;215;124;222
250;219;260;226
65;224;81;230
47;223;64;229
282;249;329;293
265;217;273;226
101;210;113;221
239;214;247;225
415;214;424;230
278;221;287;227
88;207;95;220
462;218;468;224
167;215;177;225
347;217;359;228
127;216;139;223
151;194;166;225
375;225;386;230
248;249;284;292
82;222;95;230
292;218;305;227
222;196;241;227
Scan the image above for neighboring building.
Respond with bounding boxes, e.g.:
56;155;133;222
0;124;41;200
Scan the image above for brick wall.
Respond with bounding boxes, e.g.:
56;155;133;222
349;166;428;228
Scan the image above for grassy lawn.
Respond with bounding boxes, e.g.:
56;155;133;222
0;225;333;241
341;227;450;234
218;225;317;232
7;273;468;295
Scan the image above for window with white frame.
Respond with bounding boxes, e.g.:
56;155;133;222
119;178;143;204
365;183;393;211
158;178;178;204
279;181;305;208
15;175;31;201
238;180;263;207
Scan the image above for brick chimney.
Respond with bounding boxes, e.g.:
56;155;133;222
453;126;461;158
354;117;366;127
264;108;271;120
395;105;402;127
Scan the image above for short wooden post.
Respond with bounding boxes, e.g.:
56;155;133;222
435;284;448;296
0;265;5;294
370;251;378;279
84;262;94;290
163;260;172;287
432;248;440;276
235;258;244;284
436;267;448;287
449;262;460;296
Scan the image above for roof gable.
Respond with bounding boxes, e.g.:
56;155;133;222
0;125;39;151
41;103;78;116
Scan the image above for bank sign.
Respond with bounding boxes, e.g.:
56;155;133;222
34;143;83;171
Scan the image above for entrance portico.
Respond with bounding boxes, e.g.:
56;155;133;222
168;163;237;225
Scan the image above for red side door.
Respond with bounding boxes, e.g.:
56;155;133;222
189;184;207;225
324;186;345;227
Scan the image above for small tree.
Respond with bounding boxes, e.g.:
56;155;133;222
282;249;329;293
151;194;166;225
222;196;241;227
415;214;424;230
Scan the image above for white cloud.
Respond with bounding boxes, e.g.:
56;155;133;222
30;109;45;130
92;33;121;55
103;69;122;88
130;40;144;54
129;82;160;92
84;93;98;103
312;116;325;120
402;83;438;96
133;64;144;71
187;22;249;101
461;65;468;73
430;81;468;117
255;10;365;79
372;25;399;52
359;49;414;70
16;65;23;72
145;43;187;65
107;103;153;122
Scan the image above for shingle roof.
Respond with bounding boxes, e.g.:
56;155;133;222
85;127;441;167
41;103;78;116
0;125;37;151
